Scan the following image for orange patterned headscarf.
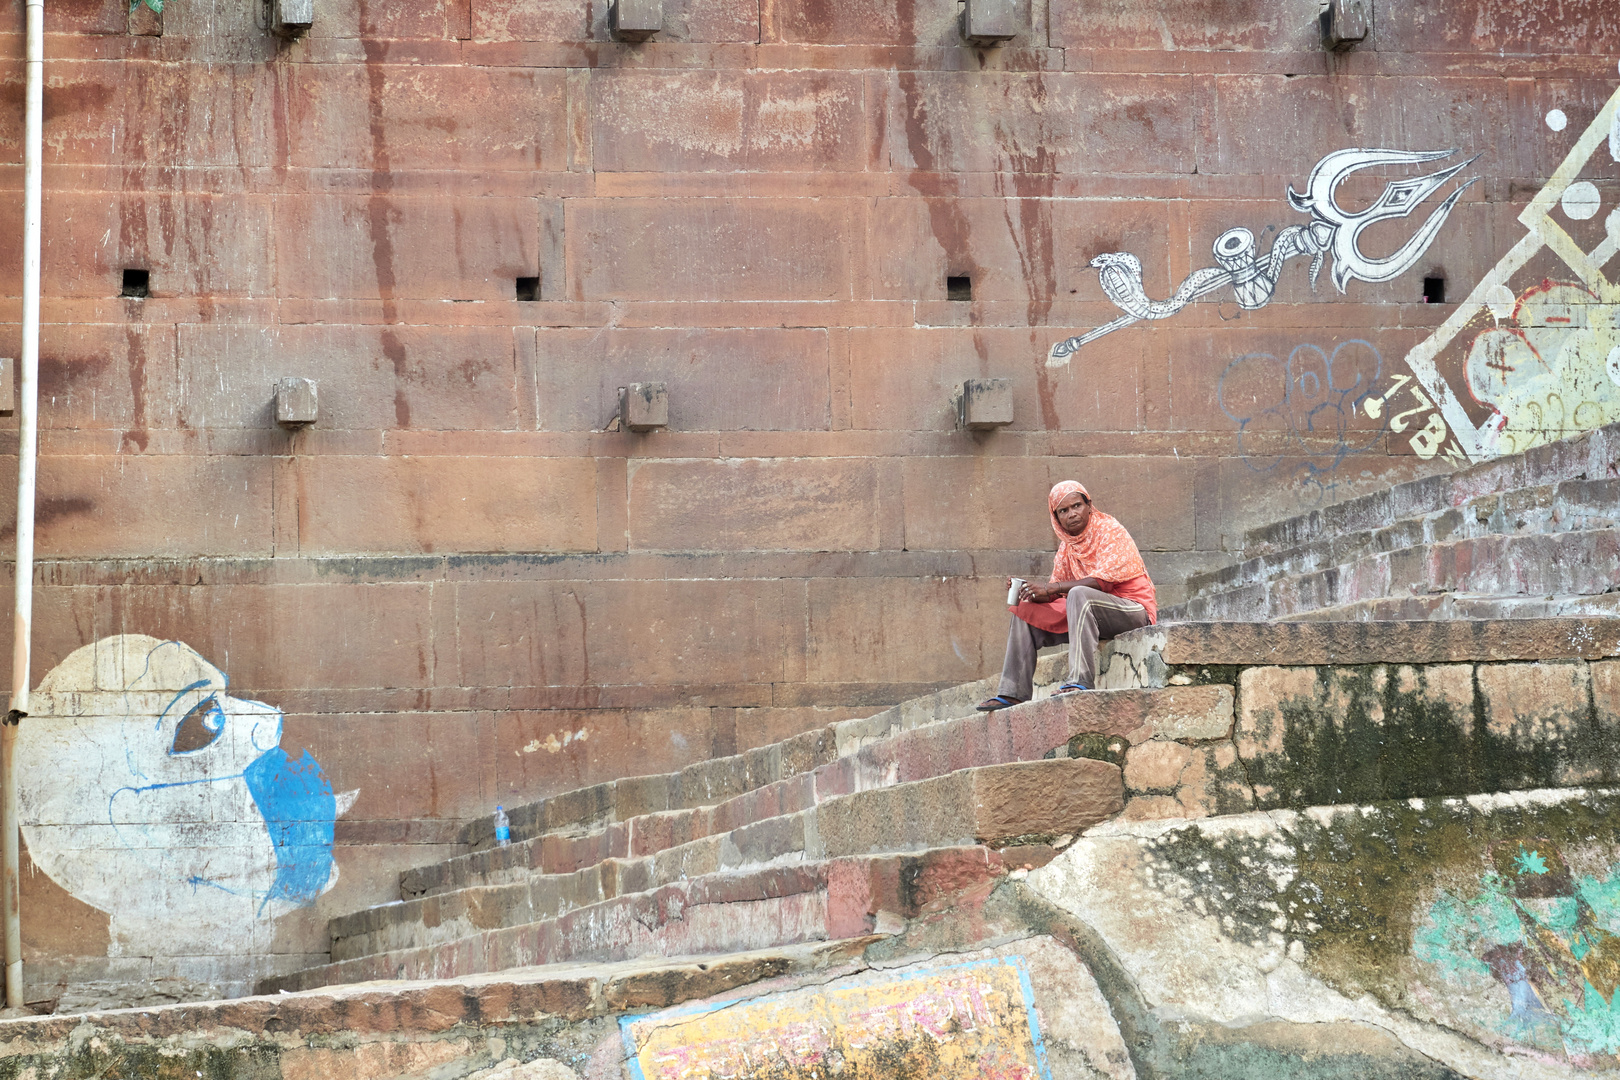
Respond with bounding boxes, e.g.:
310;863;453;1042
1048;481;1149;584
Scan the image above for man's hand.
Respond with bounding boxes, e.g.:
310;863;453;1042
1021;582;1065;604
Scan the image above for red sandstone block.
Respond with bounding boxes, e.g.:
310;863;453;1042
175;323;520;432
531;327;832;432
288;64;570;172
470;0;587;41
39;61;283;168
35;321;179;434
566;198;857;302
1379;0;1619;55
645;0;760;42
131;580;441;691
812;756;858;802
275;194;540;302
898;455;1064;552
35;192;274;300
294;455;597;555
307;0;460;38
1051;0;1320;51
763;0;1041;47
1504;77;1617;186
591;70;866;173
730;707;861;753
1198;75;1412;178
805;576;999;686
37;0;126;33
845;327;1142;433
869;195;1172;304
27;454;273;557
826;846;1007;937
519;710;726;806
280;712;493;822
455;578;806;688
628;458;883;552
880;71;1194;176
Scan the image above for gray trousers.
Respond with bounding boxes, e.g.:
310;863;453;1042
997;585;1153;698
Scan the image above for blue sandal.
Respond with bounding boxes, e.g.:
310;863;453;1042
1057;682;1089;694
975;694;1026;712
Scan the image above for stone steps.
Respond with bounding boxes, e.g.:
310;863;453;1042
324;754;1125;966
267;616;1620;1001
1182;476;1620;601
1172;525;1620;622
1241;420;1619;561
314;683;1237;968
265;644;1239;994
402;679;1222;906
1169;421;1620;622
263;845;1010;992
1283;591;1620;623
455;652;1077;858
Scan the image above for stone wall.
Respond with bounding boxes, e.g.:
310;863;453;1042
0;0;1616;1007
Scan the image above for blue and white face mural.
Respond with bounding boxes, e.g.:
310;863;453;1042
17;635;356;957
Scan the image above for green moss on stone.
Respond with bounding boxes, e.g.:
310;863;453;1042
1143;791;1620;1006
1241;664;1603;809
1067;732;1129;766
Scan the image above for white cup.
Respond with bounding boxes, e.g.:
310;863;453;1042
1007;577;1026;605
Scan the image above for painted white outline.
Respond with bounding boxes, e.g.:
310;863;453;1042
1402;84;1620;462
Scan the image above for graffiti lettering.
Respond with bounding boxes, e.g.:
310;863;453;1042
1397;83;1620;462
1363;373;1466;463
1218;339;1386;499
1463;279;1620;456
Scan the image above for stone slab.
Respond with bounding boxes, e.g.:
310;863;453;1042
1111;620;1620;678
1030;786;1620;1080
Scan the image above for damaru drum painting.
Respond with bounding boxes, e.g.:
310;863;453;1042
1048;145;1480;362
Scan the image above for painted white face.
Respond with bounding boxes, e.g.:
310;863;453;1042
17;635;347;958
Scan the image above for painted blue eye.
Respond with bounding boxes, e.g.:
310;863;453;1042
171;696;226;754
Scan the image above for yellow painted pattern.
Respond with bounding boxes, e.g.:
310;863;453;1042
622;958;1050;1080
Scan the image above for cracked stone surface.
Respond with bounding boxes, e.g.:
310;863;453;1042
1029;787;1620;1079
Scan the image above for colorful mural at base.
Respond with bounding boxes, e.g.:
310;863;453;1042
1416;841;1620;1064
16;636;355;956
620;956;1053;1080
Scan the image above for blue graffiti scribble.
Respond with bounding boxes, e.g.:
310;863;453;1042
244;747;336;912
1217;339;1387;502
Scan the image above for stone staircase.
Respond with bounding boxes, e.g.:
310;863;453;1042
1165;420;1620;623
11;425;1620;1079
261;651;1235;992
260;612;1620;1000
9;614;1616;1080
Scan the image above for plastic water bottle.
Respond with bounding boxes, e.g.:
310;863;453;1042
494;805;510;847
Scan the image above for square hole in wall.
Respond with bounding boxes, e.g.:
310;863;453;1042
1422;276;1445;304
121;269;150;299
515;276;539;301
946;275;972;301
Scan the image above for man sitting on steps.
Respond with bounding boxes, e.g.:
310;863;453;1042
977;480;1157;711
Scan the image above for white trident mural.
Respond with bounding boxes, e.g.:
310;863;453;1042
1049;147;1479;361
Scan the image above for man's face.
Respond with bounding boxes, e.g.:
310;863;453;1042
1054;492;1093;537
